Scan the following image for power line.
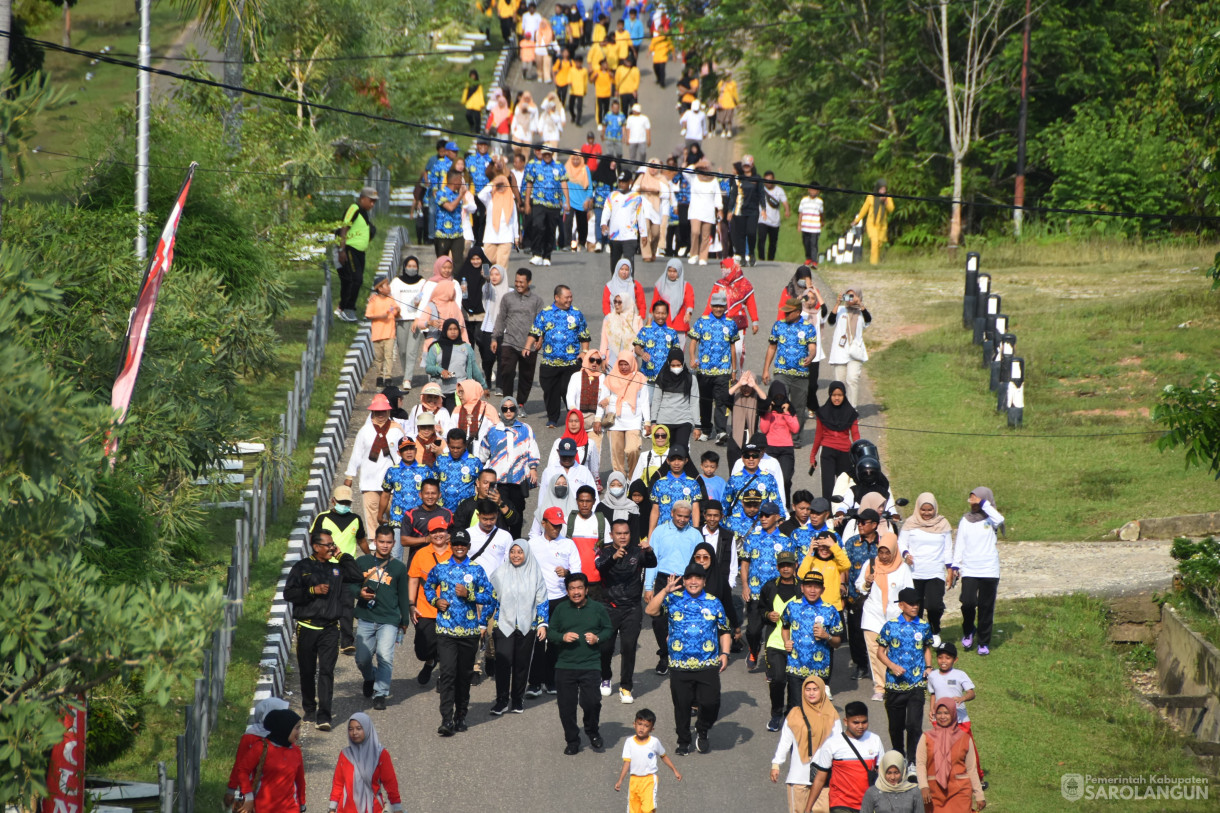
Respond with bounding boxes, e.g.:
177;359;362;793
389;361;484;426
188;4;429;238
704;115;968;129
6;30;1216;224
31;146;379;185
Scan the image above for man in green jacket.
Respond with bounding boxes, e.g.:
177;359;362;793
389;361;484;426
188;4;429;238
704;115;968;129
354;525;411;710
549;571;613;755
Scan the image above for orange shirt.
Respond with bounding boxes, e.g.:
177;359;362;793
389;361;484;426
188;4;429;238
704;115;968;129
365;293;398;341
408;544;451;618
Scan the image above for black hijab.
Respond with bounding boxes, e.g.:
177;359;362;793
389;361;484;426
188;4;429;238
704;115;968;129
457;247;491;315
629;478;653;521
785;266;813;298
592;155;617;186
400;255;422;283
763;380;790;415
690;541;725;595
438;318;463;369
816;381;859;432
654;347;693;397
263;708;301;748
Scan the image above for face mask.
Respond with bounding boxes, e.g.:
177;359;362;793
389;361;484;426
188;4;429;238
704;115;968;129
669;365;683;374
553;485;569;499
609;485;625;498
334;504;351;515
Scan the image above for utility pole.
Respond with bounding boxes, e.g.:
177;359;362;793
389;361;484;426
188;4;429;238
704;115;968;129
135;0;150;263
1013;0;1031;236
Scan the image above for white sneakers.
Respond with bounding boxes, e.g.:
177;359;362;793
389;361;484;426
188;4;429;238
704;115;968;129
600;680;612;697
594;242;603;252
677;247;688;257
542;258;552;266
620;688;634;704
530;256;543;265
698;258;708;266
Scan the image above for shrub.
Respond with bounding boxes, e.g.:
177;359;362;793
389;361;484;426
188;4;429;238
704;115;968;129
1170;536;1220;622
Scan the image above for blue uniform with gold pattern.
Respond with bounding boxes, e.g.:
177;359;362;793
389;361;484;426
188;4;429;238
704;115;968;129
649;471;705;526
741;527;798;594
633;321;681;382
530;305;592;367
781;596;843;679
382;460;439;525
436;451;479;508
878;614;932;691
424;558;499;636
662;589;729;670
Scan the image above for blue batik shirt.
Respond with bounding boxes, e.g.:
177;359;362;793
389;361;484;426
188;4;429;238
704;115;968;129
633;321;681;382
768;319;817;377
723;469;783;534
650;472;704;526
604;112;626;142
382;460;439;526
467;151;493;193
878;614;933;691
550;13;568;40
436;451;479;508
424;558;499;637
782;597;844;678
524;159;568;208
663;589;728;670
742;527;798;593
593;181;613;208
844;534;878;601
688;314;739;376
435;187;463;238
427;155;452;204
675;173;691;205
530;305;592;367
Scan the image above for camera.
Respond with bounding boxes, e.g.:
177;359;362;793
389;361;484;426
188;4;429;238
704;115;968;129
360;577;381;610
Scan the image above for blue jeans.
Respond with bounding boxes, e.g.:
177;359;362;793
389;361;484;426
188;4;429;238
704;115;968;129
355;619;399;697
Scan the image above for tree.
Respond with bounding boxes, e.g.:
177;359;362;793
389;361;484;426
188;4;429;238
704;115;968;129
0;68;66;235
1156;374;1220;480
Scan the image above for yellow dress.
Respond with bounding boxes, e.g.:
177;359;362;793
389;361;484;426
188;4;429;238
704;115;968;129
854;194;895;264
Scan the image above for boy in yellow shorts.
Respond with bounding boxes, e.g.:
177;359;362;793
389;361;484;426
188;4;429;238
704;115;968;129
615;708;682;813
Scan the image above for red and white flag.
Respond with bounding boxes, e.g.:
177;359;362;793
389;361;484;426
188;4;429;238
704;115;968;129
109;162;198;434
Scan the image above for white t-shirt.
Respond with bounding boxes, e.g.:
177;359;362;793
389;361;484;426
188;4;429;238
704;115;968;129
687;175;722;224
927;668;975;723
622;735;666;775
468;526;514;576
759;185;788;228
679;109;707;141
570;512;613;546
799;196;824;233
528;535;583;599
625;114;651;145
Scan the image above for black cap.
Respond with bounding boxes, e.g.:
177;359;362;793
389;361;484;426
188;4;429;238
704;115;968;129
801;571;825;585
815;529;835;540
897;587;919;605
476;136;490;145
703;499;724;512
668;445;689;460
857;508;881;523
683;563;707;579
558;437;578;456
741;488;763;503
937;641;958;657
742;443;761;456
617;170;634;183
451;529;472;547
810;497;831;514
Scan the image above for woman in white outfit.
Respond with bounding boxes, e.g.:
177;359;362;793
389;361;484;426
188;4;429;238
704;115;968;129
604;354;650;478
770;675;840;813
686;160;722;266
896;492;954;648
951;486;1003;656
825;285;871;407
389;255;426;391
855;533;913;701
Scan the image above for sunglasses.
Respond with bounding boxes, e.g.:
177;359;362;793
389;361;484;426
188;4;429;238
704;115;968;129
589;358;602;364
743;453;761;459
655;433;668;439
502;406;518;413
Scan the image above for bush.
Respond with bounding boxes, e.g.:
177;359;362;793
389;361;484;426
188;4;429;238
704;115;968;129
86;675;148;767
1170;536;1220;622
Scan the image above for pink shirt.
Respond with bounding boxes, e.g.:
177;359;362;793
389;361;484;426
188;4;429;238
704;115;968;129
758;410;800;448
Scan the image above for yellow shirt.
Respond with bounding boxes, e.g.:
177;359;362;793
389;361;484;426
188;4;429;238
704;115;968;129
462;84;485;111
614;30;632;60
593;68;614;98
718;79;738;109
496;0;519;17
650;35;672;64
680;77;699;104
615;65;640;96
796;544;851;611
588;42;607;70
554;59;573;88
569;65;589;96
591;22;607;44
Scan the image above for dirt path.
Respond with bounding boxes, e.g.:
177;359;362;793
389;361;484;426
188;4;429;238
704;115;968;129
152;19;222;101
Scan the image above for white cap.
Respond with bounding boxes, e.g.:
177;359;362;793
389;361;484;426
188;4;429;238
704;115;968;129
691;99;701;112
631;103;642;113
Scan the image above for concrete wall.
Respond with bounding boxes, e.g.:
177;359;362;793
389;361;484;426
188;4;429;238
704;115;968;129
1157;605;1220;744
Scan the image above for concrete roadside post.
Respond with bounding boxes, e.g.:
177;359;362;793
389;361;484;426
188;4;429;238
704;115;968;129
972;273;991;345
962;252;980;328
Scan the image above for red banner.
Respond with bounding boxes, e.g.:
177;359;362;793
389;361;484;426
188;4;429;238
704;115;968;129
109;162;199;432
42;700;87;813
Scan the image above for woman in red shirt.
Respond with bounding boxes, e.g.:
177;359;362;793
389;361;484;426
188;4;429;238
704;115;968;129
329;713;402;813
236;709;305;813
651;259;695;332
225;697;289;808
809;381;861;500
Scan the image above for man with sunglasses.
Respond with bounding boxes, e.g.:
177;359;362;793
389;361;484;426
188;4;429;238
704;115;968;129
723;442;785;538
476;397;540;539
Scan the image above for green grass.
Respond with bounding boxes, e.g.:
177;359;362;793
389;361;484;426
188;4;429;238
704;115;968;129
1163;590;1220;652
947;595;1210;811
859;246;1220;540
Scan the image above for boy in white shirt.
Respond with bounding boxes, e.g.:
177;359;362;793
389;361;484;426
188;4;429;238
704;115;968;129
927;641;986;786
615;708;682;812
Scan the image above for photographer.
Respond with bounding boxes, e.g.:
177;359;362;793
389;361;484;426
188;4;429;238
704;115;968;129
825;286;871;408
283;531;367;731
354;526;411;711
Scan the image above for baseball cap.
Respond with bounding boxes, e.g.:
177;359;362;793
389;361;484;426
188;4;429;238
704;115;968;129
742;442;761;456
476;136;490;145
397;436;415;451
360;185;380;200
427;516;450;533
421;382;443;397
776;551;798;567
710;291;728;306
937;641;958;657
691;99;701;111
543;506;565;526
810;497;831;514
801;571;825;585
682;563;707;579
333;485;353;502
667;445;689;460
631;103;642;113
617;170;634;183
451;529;472;547
897;587;919;605
759;501;781;516
557;437;578;457
416;412;437;427
540;144;555;154
444;141;459;151
742;154;755;166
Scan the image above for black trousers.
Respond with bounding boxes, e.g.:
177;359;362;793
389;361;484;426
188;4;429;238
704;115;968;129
667;422;693;451
530;598;566;688
913;578;947;634
765;647;792;716
757;223;780;261
539;361;581;425
596;96;611;124
499;16;514;40
600;602;643;689
609;239;638;271
802;231;821;263
786;673;816;714
437;635;479;722
620;92;637;111
670;667;721;747
338;247;366;312
676;204;690;252
568;93;584;126
557;86;570;106
297;623;339;722
806;361;821;412
653;61;667;86
845;602;868;671
434;236;461;259
650;574;674;660
885;687;925;763
730;215;758;260
697;373;731;434
497;482;527;539
414;617;438;664
493;628;536;707
556;668;603;745
530;206;563;259
473;195;487;248
477;330;497;384
744;599;763;659
820;446;853;501
564;209;589;246
960;576;1000;647
464;109;481;132
339;600;355;649
497;344;538;406
767;444;795;505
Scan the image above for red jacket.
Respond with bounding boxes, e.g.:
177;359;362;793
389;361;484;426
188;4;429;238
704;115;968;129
811;420;861;462
227;733;264;792
235;741;305;813
602;279;647;317
330;751;402;813
651;282;696;333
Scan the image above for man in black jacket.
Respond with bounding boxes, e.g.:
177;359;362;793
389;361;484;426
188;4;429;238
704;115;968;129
757;552;800;732
727;157;763;266
451;469;517;532
594;519;657;705
284;532;367;730
699;500;741;649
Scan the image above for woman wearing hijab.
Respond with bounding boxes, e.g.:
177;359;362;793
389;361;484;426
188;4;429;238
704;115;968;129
705;257;760;369
627;478;653;531
603;257;647;316
425;318;486;411
415;256;467;353
390;255;427;392
531;469;579;537
457;246;491;339
825;284;871;407
329;713;402;813
234;708;304;813
725;369;766;469
649;347;700;450
605;355;650;476
225;697;290;808
597;471;642;543
916;699;986;813
511;91;539;156
565;350;611;444
633;161;670;261
860;750;924;813
565;152;594;251
689;541;737;630
952;488;1003;656
630;424;670;485
898;493;954;648
486;88;513;142
478;265;511;384
479;166;519;269
453;379;495;447
759;380;799;505
855;534;914;701
770;675;840;813
600;286;645;367
809;382;860;499
651;259;695;333
490;541;550;714
547;408;602;479
590;155;618;251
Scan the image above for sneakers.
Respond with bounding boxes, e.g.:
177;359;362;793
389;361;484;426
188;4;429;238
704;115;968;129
932;634;943;648
677;247;688;257
600;680;612;697
695;733;710;754
570;240;579;251
698;258;708;266
525;685;544;699
417;661;436;685
454;718;469;733
655;659;669;676
961;635;974;650
594;242;603;252
373;695;387;711
437;720;456;737
563;743;580;756
545;685;558;695
590;734;604;750
362;680;374;698
747;653;761;672
511;702;525;713
978;645;990;656
490;701;510;716
674;744;691;757
542;258;552;266
620;688;635;704
316;718;333;732
302;710;317;724
871;691;885;702
530;256;544;266
340;645;356;655
766;715;783;732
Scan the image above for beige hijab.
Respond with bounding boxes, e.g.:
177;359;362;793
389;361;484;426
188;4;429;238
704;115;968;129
902;492;952;534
